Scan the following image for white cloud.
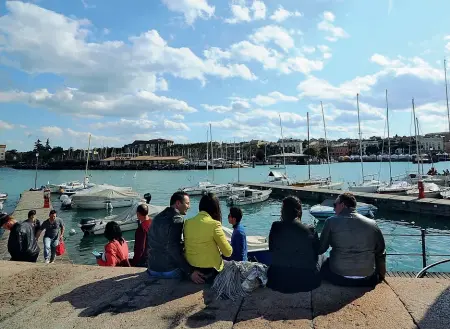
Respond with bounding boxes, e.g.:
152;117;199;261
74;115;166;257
0;120;14;130
81;0;96;9
302;46;316;54
270;6;302;22
0;88;197;117
317;45;331;53
161;0;215;25
252;91;298;107
225;0;266;24
250;25;295;52
318;11;349;42
172;114;185;120
40;126;63;137
323;53;332;59
202;99;251;113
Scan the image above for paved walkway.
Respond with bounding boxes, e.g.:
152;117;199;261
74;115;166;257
0;261;448;329
0;191;71;263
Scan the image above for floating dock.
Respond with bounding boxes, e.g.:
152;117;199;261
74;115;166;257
236;182;450;217
0;191;71;263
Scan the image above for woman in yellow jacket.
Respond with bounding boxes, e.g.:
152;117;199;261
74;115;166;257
184;193;232;282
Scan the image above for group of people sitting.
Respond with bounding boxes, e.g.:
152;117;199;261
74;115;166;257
96;190;386;291
0;209;65;264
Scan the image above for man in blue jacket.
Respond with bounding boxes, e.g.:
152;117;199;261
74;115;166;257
225;207;247;261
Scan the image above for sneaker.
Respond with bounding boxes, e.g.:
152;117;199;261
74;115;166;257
50;259;55;264
45;259;50;264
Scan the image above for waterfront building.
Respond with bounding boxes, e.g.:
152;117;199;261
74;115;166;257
277;138;303;154
124;139;174;156
0;144;6;161
100;155;185;167
268;152;309;165
330;142;349;158
418;135;444;153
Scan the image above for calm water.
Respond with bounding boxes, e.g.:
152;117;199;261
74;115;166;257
1;161;450;272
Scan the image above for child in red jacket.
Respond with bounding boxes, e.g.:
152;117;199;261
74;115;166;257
97;221;130;267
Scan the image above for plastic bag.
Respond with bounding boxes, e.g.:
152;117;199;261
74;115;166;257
56;240;65;256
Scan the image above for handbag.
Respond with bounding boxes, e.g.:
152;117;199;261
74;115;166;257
56;240;66;256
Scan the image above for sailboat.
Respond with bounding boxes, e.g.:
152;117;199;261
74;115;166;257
265;114;291;185
349;94;385;193
310;103;344;190
378;90;414;194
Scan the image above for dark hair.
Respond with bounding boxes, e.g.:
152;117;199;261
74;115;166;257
281;196;302;222
104;221;123;241
229;207;243;223
28;210;36;218
199;193;222;222
49;210;57;216
170;191;188;206
338;192;357;208
136;204;149;216
0;213;10;227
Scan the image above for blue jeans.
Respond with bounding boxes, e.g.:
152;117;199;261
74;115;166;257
147;268;182;279
44;237;59;261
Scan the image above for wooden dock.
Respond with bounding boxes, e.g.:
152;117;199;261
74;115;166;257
0;191;71;263
236;182;450;217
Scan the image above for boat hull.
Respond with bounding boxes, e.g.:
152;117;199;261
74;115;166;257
73;199;138;210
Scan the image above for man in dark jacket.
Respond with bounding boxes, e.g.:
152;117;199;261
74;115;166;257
319;192;386;287
147;192;204;283
1;212;40;262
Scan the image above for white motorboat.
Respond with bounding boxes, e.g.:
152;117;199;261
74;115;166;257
180;182;235;196
79;203;165;235
0;193;7;201
70;184;141;210
226;188;272;206
404;173;448;186
377;181;414;194
265;171;291;186
439;189;450;199
179;181;214;195
210;185;250;198
47;181;83;194
222;226;268;252
310;199;378;220
406;183;442;198
310;178;344;190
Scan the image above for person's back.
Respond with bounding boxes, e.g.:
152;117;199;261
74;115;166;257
97;221;130;267
131;204;152;267
267;196;321;293
320;211;383;276
224;207;247;262
8;221;40;262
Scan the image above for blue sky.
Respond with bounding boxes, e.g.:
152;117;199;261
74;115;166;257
1;0;450;151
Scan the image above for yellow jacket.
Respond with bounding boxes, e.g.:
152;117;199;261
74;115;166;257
184;211;233;271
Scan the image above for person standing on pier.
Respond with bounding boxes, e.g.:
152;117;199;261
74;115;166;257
1;213;40;262
130;204;152;267
147;191;205;283
319;192;386;286
36;210;65;264
25;210;41;237
223;207;247;262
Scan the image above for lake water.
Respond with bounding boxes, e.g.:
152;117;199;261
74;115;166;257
1;161;450;272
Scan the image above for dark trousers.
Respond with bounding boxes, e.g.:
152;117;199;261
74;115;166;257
11;253;39;263
320;259;379;287
193;267;219;284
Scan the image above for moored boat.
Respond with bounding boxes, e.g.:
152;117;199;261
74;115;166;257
226;188;272;206
70;184;141;210
310;199;378;220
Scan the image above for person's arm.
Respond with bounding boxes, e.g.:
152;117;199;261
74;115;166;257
318;218;332;255
168;215;193;275
97;243;118;267
374;227;387;281
59;219;65;240
131;226;145;267
268;222;277;251
224;230;245;261
311;227;320;255
35;229;43;240
213;222;232;258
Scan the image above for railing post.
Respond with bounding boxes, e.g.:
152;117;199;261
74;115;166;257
421;229;427;268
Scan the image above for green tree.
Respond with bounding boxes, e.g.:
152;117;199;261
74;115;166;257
365;145;380;155
45;138;52;151
255;149;265;161
319;147;328;159
303;148;317;157
34;139;44;152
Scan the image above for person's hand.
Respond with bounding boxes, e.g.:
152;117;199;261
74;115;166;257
190;270;205;284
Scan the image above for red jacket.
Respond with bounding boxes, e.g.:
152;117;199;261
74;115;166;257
97;239;130;267
130;219;152;266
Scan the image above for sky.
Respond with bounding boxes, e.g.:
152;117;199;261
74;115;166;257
1;0;450;151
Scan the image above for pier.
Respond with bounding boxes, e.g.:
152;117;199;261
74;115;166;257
0;261;449;329
236;182;450;217
0;191;71;263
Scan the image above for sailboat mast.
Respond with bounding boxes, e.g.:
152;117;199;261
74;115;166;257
320;102;332;179
445;59;450;133
307;112;311;180
84;134;91;185
279;114;287;176
206;129;209;179
357;94;364;180
210;123;214;182
386;90;392;183
412;98;421;177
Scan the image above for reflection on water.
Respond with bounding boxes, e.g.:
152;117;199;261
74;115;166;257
2;165;450;272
